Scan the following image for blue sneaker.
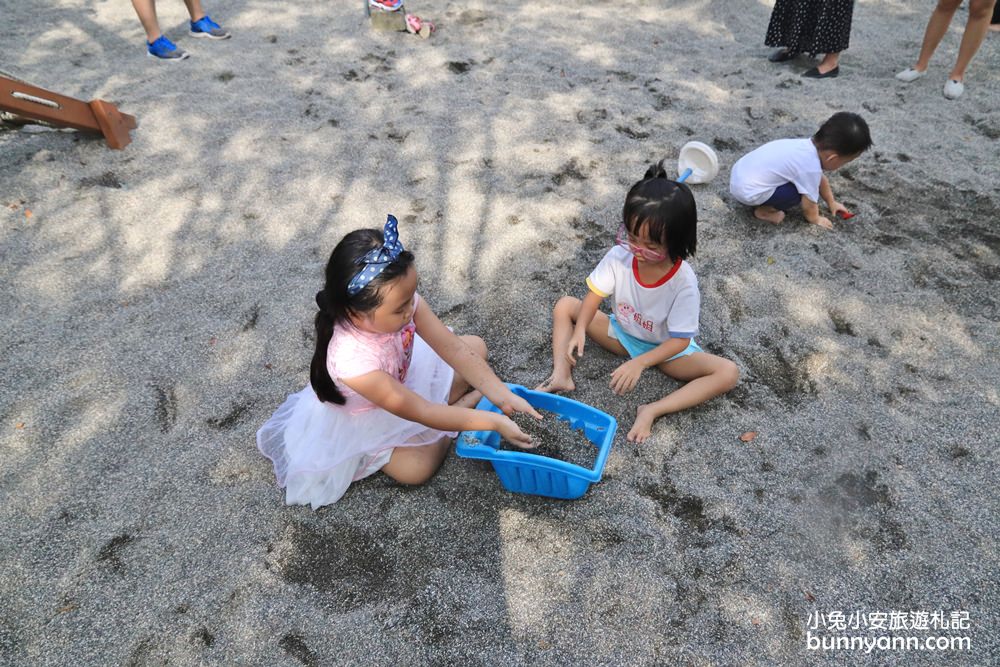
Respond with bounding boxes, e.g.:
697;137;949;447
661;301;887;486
147;35;189;61
190;15;231;39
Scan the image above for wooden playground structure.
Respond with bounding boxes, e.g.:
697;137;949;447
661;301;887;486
0;75;137;150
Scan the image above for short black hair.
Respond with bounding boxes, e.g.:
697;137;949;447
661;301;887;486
622;160;697;262
813;112;873;156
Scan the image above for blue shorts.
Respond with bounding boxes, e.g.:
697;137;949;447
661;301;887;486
609;317;703;362
761;182;801;211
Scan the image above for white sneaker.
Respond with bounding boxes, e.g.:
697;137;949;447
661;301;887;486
943;79;964;100
895;67;927;83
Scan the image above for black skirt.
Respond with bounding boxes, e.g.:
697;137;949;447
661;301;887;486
765;0;855;55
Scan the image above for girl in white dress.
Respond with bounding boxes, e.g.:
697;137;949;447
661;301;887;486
258;215;539;509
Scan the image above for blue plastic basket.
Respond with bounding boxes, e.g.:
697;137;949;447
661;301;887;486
455;385;617;499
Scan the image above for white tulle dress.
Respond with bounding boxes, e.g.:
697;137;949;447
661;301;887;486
257;295;456;509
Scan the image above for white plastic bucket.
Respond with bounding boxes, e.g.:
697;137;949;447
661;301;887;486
677;141;720;184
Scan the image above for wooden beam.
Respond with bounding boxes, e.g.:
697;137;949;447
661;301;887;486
0;76;137;149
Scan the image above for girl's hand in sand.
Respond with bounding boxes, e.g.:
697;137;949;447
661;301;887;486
497;392;543;421
811;216;834;230
610;359;644;395
566;328;586;366
494;414;534;448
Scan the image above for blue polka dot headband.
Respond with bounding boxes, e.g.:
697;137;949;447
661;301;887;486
346;214;406;296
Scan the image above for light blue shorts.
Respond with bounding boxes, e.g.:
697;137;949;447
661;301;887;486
609;317;703;361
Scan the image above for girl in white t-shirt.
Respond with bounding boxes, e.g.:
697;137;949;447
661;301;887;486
536;163;739;443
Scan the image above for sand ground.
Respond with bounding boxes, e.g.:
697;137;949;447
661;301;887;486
1;1;998;665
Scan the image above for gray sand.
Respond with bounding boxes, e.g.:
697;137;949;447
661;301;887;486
505;410;598;469
1;1;998;665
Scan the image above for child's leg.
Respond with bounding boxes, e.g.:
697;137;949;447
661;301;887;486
381;439;450;485
382;335;487;486
536;296;626;392
131;0;163;42
536;296;581;392
753;183;799;225
182;0;208;22
627;352;739;443
753;205;785;225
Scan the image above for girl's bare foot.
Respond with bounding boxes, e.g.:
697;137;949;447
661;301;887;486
754;206;785;225
535;373;575;394
626;404;657;443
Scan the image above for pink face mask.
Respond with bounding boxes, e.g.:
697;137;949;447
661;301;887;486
615;224;668;262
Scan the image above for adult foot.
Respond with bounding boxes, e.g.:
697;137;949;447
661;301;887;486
754;206;785;225
943;79;964;100
895;67;927;83
802;66;839;78
535;374;575;394
626;405;656;444
768;48;796;63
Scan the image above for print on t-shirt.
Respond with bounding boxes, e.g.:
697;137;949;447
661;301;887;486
617;302;655;333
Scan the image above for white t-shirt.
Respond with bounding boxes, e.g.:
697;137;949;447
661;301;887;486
729;137;822;206
586;246;700;342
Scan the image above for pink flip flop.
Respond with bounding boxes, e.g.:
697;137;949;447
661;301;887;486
405;13;434;38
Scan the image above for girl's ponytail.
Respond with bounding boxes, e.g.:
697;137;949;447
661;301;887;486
643;159;670;181
310;290;347;405
308;225;416;405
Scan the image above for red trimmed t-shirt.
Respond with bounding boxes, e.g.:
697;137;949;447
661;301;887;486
586;246;700;342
